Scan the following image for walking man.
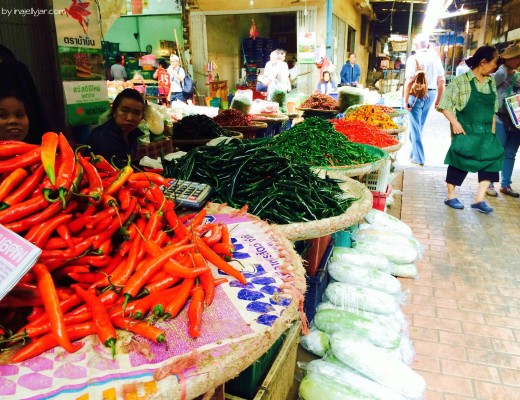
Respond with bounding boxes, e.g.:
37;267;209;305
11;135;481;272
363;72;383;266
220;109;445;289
404;35;445;166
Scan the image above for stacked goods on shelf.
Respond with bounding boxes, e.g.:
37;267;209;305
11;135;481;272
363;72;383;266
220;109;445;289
299;209;425;400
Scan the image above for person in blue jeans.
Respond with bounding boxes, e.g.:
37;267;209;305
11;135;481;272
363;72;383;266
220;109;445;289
486;43;520;198
403;35;445;166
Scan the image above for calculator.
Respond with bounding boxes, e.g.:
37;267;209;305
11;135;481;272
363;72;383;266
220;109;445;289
163;179;213;209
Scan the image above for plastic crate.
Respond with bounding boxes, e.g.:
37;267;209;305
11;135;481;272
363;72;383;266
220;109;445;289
294;235;332;276
303;237;334;322
225;328;288;399
361;157;392;192
372;185;392;211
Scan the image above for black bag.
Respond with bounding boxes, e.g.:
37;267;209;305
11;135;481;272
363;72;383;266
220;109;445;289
182;73;195;99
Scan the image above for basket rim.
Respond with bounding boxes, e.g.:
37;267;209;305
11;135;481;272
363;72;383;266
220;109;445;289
296;107;339;113
220;121;268;131
172;131;244;145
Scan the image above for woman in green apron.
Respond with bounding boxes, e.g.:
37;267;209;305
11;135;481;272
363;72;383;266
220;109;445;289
437;46;503;214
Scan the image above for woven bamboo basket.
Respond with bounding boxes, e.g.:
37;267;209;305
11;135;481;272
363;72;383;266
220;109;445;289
249;114;290;125
312;144;389;179
381;124;407;135
381;139;403;153
275;174;373;241
220;121;269;139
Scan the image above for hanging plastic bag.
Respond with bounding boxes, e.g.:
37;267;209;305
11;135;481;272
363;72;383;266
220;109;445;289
249;19;258;40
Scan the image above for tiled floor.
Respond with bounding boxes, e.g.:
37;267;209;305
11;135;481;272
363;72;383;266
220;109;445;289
397;111;520;399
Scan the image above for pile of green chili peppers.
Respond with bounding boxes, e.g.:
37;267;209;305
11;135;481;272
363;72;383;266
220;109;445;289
269;117;382;166
162;139;356;224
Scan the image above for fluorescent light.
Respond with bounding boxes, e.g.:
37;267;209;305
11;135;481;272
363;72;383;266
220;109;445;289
438;8;478;19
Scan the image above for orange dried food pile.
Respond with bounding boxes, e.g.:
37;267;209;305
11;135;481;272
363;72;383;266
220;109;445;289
343;105;399;129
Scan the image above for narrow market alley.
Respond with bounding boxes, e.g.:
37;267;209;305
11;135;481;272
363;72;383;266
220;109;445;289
396;110;520;399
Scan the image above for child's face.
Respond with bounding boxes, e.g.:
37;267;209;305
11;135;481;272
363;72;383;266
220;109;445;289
0;97;29;141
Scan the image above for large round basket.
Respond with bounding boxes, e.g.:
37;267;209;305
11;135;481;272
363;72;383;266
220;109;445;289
172;131;243;151
381;139;403;154
220;121;268;139
249;113;290;125
312;144;389;179
381;124;407;135
276;174;373;241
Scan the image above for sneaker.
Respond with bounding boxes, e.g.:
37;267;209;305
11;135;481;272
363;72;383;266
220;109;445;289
444;198;464;209
486;186;498;197
500;186;520;198
471;201;494;214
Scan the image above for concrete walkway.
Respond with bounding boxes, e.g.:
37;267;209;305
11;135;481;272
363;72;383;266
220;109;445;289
396;110;520;399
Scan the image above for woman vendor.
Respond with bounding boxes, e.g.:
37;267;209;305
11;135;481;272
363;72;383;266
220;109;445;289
0;91;30;141
437;46;503;214
86;88;145;168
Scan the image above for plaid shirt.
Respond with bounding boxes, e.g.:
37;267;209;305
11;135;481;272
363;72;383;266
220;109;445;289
438;70;499;113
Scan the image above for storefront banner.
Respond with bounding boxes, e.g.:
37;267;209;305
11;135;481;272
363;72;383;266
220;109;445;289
63;81;109;126
298;31;317;64
53;0;108;125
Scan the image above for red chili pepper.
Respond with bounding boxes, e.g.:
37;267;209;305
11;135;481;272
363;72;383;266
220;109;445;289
0;164;45;210
32;263;82;354
127;180;150;190
16;311;93;341
179;213;196;223
111;316;166;343
73;285;117;356
56;224;75;249
144;240;206;279
84;207;117;229
68;272;106;283
0;141;39;157
128;172;170;187
12;322;96;363
150;184;166;206
77;152;103;204
199;224;223;246
164;206;190;238
0;195;48;224
118;187;131;210
193;253;215;306
25;212;74;248
40;132;59;185
122;243;196;304
74;254;111;268
90;153;118;174
55;132;76;207
188;285;205;338
194;237;247;284
164;278;194;319
23;294;83;331
68;204;97;233
130;287;180;319
0;167;28;203
26;306;45;322
104;164;133;197
141;274;182;297
0;147;41;173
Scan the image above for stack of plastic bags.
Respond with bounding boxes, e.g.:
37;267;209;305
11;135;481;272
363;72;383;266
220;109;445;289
299;209;426;400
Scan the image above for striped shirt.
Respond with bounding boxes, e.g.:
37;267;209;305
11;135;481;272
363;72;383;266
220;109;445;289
438;70;499;113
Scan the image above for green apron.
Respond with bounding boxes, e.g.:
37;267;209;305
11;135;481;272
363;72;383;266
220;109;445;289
444;78;504;172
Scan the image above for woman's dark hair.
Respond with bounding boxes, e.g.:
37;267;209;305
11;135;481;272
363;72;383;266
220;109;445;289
466;46;497;69
0;91;27;107
115;54;123;63
158;60;168;69
111;88;145;117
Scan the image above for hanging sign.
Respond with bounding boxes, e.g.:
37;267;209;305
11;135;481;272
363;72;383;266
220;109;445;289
53;0;109;125
298;31;317;64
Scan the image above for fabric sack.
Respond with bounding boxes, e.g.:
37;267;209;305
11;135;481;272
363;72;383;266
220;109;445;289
408;58;428;99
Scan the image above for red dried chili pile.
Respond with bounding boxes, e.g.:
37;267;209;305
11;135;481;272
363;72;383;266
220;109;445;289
333;119;399;148
213;109;252;126
300;93;338;110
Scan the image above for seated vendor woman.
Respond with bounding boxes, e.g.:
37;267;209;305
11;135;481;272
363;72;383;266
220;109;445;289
87;89;145;168
0;92;30;141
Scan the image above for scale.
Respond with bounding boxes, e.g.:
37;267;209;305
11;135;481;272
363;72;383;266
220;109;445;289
163;179;213;209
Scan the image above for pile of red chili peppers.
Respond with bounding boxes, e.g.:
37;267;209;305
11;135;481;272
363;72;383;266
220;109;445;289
213;109;252;127
0;133;245;362
332;119;399;148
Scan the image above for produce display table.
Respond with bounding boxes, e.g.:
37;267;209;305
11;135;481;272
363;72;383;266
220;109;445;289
136;138;173;161
0;212;305;400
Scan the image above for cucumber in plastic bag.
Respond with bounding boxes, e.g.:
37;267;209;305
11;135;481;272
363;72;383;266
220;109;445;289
305;359;407;400
314;308;401;349
325;282;399;315
361;208;413;236
299;371;373;400
300;327;330;357
330;332;426;400
328;261;402;295
331;247;393;274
